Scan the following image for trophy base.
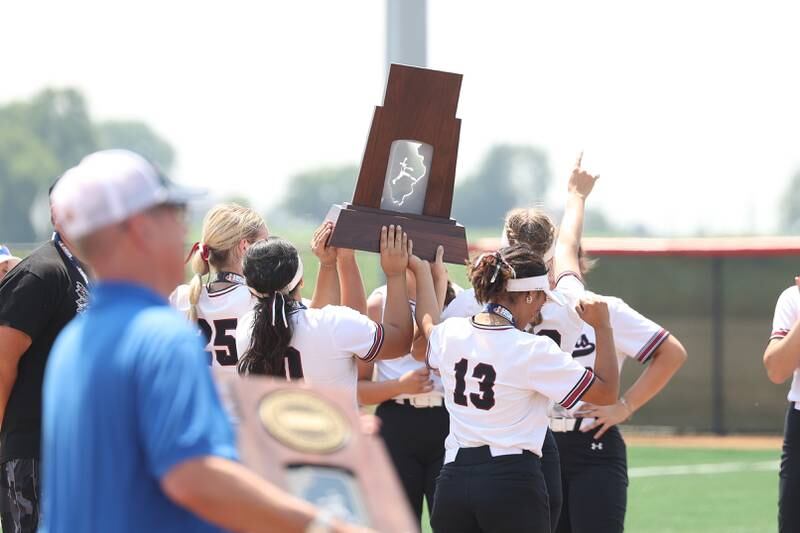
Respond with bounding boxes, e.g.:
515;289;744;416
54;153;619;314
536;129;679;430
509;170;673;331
326;203;469;264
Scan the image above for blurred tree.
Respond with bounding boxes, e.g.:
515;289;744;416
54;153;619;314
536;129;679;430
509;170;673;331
453;144;551;228
96;120;175;171
0;88;174;242
278;165;358;221
780;169;800;232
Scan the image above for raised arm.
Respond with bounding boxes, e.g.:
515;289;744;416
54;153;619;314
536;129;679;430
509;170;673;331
337;248;368;314
309;222;340;309
373;226;414;360
574;298;619;405
554;153;599;278
409;248;441;354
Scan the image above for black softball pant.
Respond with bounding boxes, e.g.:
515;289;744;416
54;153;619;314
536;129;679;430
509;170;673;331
780;403;800;532
375;401;449;524
554;425;628;533
432;446;551;533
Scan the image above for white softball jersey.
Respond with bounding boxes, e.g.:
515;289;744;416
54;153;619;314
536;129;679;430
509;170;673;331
171;283;256;370
426;317;595;462
560;291;669;416
441;272;586;354
236;304;385;410
770;285;800;405
369;285;444;399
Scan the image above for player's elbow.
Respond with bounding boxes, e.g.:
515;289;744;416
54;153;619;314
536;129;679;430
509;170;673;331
764;356;791;384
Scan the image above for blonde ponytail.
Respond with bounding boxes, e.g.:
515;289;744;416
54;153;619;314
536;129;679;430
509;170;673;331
185;203;268;322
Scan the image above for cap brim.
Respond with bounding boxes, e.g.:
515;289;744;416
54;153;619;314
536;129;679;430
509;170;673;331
161;183;206;206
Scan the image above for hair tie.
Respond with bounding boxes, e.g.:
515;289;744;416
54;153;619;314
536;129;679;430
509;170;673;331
184;242;200;265
199;243;210;262
270;292;289;328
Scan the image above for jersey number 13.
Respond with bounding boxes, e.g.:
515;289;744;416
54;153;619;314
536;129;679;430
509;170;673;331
453;358;497;410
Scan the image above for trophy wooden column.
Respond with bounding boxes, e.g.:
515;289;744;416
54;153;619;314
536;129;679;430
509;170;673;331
327;64;469;264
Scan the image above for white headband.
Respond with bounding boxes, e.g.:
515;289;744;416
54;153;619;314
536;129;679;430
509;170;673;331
247;256;305;327
505;274;566;306
282;257;304;295
500;227;556;263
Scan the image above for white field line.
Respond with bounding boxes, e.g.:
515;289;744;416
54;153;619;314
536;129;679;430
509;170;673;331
629;460;779;478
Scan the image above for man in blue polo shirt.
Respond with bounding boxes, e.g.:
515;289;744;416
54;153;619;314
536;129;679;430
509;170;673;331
43;150;360;533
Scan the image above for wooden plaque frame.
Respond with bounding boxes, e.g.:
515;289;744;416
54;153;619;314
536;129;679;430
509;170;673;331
327;64;469;264
216;374;417;533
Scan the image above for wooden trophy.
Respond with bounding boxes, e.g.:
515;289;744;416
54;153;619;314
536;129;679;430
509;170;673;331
327;63;469;264
215;373;417;533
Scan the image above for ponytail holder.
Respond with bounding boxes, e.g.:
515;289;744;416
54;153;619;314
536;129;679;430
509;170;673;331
199;243;210;262
184;242;200;264
184;242;211;264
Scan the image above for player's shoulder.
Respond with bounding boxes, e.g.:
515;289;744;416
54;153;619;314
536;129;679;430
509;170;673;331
777;285;800;306
441;288;481;320
584;290;624;312
304;304;369;326
169;284;191;311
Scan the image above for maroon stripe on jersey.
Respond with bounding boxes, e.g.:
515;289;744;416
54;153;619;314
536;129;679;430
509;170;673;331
636;329;670;364
560;369;596;409
770;329;790;341
555;271;585;287
360;323;385;362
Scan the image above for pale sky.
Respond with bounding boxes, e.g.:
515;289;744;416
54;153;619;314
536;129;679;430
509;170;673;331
2;0;799;235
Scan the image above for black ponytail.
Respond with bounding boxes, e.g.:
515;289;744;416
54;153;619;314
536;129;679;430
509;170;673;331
237;237;302;377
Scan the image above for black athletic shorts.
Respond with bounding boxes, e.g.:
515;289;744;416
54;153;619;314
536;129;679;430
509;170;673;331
780;402;800;533
554;425;628;533
431;446;550;533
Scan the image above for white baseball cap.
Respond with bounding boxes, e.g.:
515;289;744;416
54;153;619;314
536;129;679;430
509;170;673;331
0;245;21;269
51;149;203;240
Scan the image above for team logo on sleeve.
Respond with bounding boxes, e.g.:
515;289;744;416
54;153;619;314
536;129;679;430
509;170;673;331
572;334;596;357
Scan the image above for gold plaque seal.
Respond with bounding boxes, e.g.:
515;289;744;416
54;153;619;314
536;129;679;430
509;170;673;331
258;390;351;454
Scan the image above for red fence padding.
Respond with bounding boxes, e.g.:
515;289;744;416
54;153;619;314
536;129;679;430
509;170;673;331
469;237;800;257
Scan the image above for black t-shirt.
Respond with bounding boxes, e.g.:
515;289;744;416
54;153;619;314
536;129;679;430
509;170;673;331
0;239;89;463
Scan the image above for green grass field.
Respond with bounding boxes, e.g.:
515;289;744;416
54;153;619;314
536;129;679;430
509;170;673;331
419;445;779;533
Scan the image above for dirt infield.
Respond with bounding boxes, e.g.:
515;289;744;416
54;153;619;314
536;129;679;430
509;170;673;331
623;433;782;450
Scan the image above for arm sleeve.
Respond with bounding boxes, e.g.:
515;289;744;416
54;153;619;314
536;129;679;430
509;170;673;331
528;338;596;410
771;287;799;341
326;306;385;362
609;298;670;364
555;271;585;295
0;270;59;340
136;326;238;480
425;323;444;371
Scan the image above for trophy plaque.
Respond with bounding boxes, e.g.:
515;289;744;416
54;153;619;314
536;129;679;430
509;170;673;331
326;63;469;264
215;373;417;533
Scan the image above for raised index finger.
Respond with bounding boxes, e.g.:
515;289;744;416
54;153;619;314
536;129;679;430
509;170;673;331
575;151;584;169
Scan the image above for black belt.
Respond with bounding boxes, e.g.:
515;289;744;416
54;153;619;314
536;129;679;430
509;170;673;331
453;446;535;466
